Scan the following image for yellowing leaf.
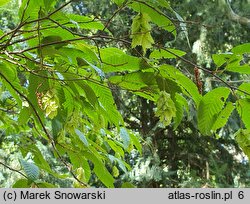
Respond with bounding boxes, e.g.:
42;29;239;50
235;129;250;160
131;13;154;54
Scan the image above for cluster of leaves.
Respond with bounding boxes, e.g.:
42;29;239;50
0;0;250;187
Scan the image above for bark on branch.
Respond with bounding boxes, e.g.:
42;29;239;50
224;0;250;27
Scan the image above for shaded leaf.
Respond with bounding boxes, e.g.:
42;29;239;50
20;159;40;181
75;128;89;147
198;87;230;135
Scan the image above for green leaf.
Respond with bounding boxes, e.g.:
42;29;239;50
43;0;56;11
106;139;125;158
0;63;23;107
74;81;98;107
235;129;250;160
109;71;156;91
52;118;63;139
232;43;250;54
130;133;142;154
18;0;44;21
173;93;189;129
20;142;64;179
100;48;141;72
120;127;130;150
226;65;250;74
156;77;182;97
65;14;105;31
237;98;250;129
0;0;10;6
112;0;125;6
121;182;135;188
88;81;123;127
159;65;201;106
212;53;232;67
18;107;30;126
62;87;75;114
237;83;250;97
150;48;186;59
12;179;30;188
75;128;89;147
36;182;57;188
198;87;231;135
156;0;171;9
108;154;128;173
84;151;115;188
20;159;40;181
212;102;234;131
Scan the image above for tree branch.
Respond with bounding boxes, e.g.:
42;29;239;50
0;161;28;179
224;0;250;27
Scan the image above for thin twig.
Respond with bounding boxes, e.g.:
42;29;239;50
0;161;28;178
0;71;89;187
161;47;250;96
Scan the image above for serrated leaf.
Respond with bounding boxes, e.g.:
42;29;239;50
235;129;250;160
212;53;232;67
237;98;250;129
156;77;182;97
0;63;23;107
150;48;186;59
237;83;250;97
43;0;56;11
106;139;125;158
20;159;40;181
109;71;155;91
20;143;65;179
212;102;234;131
108;154;129;173
68;152;91;182
159;65;201;106
130;133;142;154
225;65;250;74
173;93;189;129
197;87;230;135
12;179;30;188
75;128;89;147
74;81;98;107
88;81;123;127
100;48;141;72
120;127;130;150
232;43;250;54
85;151;114;188
65;14;105;31
18;0;44;21
113;0;125;6
18;107;30;126
62;87;74;114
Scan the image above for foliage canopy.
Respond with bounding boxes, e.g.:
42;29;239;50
0;0;250;187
